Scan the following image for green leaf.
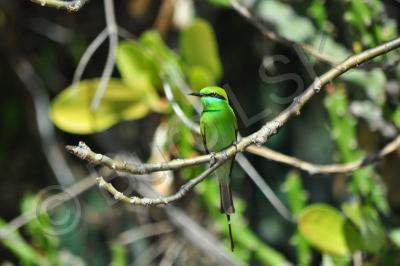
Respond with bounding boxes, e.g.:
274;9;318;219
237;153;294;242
187;65;216;91
298;204;363;255
50;79;149;134
0;219;51;265
342;68;386;105
359;206;386;253
180;19;223;82
281;171;307;217
344;203;386;253
111;243;127;266
324;90;388;212
117;40;160;90
322;254;350;266
257;0;316;42
290;232;312;266
342;202;362;228
207;0;230;7
21;195;59;264
256;0;352;61
392;108;400;129
116;40;167;113
389;229;400;248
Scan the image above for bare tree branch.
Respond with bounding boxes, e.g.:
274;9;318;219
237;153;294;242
114;221;174;245
68;37;400;206
30;0;89;11
154;0;175;38
11;58;75;186
95;160;224;206
247;135;400;174
71;29;108;90
90;0;118;110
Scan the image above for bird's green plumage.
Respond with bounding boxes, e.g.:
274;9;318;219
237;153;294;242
193;86;237;251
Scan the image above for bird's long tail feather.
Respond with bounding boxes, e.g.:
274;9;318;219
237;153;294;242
227;214;234;252
216;161;235;251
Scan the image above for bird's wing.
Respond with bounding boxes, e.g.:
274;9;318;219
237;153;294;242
200;121;209;154
230;106;238;142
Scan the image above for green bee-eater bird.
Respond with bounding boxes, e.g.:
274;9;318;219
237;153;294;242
190;86;238;252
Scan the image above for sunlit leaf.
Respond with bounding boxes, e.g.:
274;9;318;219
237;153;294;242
0;219;51;265
207;0;230;7
180;19;222;81
299;204;363;255
281;171;307;217
359;206;386;253
187;65;216;91
116;40;168;113
117;40;159;90
392;108;400;129
389;229;400;248
110;243;127;266
50;79;149;134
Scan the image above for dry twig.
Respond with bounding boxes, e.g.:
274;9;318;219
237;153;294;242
31;0;89;11
246;136;400;175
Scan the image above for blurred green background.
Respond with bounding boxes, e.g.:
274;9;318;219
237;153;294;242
0;0;400;265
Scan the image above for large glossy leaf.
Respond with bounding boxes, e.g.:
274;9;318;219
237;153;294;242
116;40;159;90
281;171;307;217
299;204;363;255
207;0;230;7
180;19;222;83
116;40;167;113
343;203;386;253
50;79;149;134
0;219;51;265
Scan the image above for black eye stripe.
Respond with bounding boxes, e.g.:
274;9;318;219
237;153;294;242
206;93;225;100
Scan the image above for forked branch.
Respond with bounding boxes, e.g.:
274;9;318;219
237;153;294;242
31;0;89;11
68;37;400;206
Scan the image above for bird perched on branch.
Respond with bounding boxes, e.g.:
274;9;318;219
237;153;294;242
190;86;237;252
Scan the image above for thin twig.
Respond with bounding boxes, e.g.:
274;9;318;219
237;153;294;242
12;58;75;186
163;80;201;134
72;29;108;90
96;160;224;206
246;136;400;174
0;176;96;239
235;153;293;221
90;0;118;110
71;26;135;90
114;221;174;245
159;240;185;266
154;0;175;38
107;155;240;265
30;0;89;11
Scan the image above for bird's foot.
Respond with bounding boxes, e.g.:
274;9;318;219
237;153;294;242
232;140;239;152
209;152;217;165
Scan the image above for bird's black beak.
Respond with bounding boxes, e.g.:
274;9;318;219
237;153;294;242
188;92;203;97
